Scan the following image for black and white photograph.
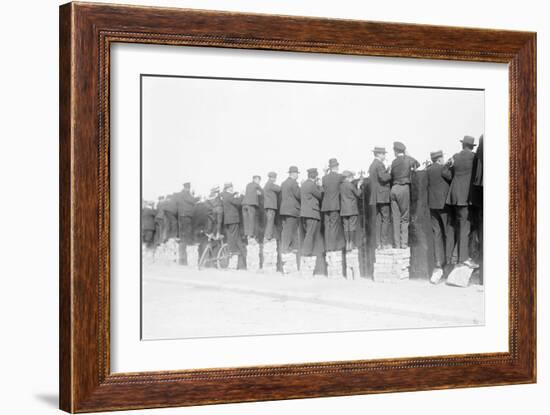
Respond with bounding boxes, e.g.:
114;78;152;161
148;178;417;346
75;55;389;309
140;74;485;340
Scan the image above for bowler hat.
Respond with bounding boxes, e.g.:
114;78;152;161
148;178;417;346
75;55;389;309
393;141;406;152
460;135;477;146
328;158;339;168
223;182;233;190
430;150;443;161
372;146;387;154
288;166;299;174
267;171;277;179
307;168;318;175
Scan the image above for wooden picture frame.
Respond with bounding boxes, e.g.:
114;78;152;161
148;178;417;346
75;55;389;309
59;2;536;412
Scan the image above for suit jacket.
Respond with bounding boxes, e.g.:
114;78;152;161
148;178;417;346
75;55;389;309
242;182;263;206
300;179;323;220
279;177;301;217
446;149;475;206
176;189;198;217
142;207;156;230
321;171;344;212
427;163;452;210
340;181;361;216
263;181;281;210
368;159;391;205
221;191;242;225
164;195;178;215
155;200;167;220
391;155;420;185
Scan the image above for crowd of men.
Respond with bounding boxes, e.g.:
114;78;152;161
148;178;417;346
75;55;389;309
142;135;483;281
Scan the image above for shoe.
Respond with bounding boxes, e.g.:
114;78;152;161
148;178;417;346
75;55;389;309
463;258;479;269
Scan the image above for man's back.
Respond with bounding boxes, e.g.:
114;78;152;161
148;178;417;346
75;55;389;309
280;177;300;217
321;171;343;212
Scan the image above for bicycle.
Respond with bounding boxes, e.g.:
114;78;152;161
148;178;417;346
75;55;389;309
198;233;231;270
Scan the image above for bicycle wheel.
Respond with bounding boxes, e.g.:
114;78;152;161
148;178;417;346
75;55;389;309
216;244;230;269
198;244;212;270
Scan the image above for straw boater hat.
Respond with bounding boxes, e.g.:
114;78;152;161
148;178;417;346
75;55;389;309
460;135;477;146
223;182;233;190
342;170;354;178
372;146;387;154
430;150;443;161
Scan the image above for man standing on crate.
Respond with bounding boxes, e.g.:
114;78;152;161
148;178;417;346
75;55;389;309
446;135;479;269
176;182;199;266
368;146;392;249
300;168;324;257
242;175;263;244
221;182;247;269
321;158;345;252
340;170;362;252
263;171;281;242
279;166;301;254
426;150;453;283
390;141;419;249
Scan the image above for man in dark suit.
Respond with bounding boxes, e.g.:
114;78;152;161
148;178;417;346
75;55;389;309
368;147;392;249
141;200;156;249
221;182;246;269
300;168;324;257
154;195;167;245
175;182;199;265
340;170;362;251
205;186;223;237
321;158;345;252
164;193;179;240
242;175;263;242
427;151;453;277
279;166;301;253
446;136;479;268
263;171;281;241
390;141;420;248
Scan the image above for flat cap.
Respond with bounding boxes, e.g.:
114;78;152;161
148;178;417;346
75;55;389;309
393;141;406;152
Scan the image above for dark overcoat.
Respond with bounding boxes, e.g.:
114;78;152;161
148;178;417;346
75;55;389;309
221;191;242;225
263;181;281;210
368;159;391;205
446;149;475;206
300;179;323;220
427;163;452;210
142;207;156;231
321;171;344;212
176;189;198;217
339;181;361;216
279;177;300;217
242;182;263;206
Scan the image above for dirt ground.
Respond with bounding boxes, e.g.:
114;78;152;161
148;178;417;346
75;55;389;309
141;262;484;340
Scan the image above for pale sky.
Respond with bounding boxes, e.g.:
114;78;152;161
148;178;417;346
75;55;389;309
141;76;484;200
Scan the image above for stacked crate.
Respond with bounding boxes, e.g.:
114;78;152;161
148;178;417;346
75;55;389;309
262;240;278;271
326;251;345;278
153;239;178;264
281;252;299;275
373;248;410;282
299;256;317;277
344;249;361;280
246;240;261;271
